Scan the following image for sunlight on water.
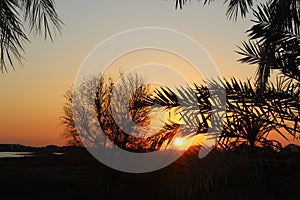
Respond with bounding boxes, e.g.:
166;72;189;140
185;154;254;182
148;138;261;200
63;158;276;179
0;152;34;158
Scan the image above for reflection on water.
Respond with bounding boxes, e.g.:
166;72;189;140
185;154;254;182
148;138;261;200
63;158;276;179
0;152;34;158
53;152;64;156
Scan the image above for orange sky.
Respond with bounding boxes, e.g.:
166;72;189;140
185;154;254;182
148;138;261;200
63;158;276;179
0;0;299;147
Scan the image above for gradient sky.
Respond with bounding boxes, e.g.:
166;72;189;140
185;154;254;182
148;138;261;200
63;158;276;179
0;0;297;147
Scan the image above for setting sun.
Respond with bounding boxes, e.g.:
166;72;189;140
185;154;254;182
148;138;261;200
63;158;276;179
174;137;184;146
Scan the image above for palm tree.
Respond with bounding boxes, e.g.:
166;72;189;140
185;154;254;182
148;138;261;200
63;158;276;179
0;0;63;73
220;78;299;150
237;0;300;91
146;78;299;151
174;0;300;89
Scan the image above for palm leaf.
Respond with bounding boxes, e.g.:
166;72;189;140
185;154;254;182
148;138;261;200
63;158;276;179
0;0;63;73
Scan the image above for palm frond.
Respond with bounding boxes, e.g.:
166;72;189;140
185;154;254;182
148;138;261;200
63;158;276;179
175;0;254;20
0;0;28;73
224;0;253;20
21;0;63;41
0;0;63;73
239;0;300;85
236;40;266;66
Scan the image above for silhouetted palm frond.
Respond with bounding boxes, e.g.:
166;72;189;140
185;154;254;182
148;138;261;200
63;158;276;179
222;77;300;150
237;0;300;87
225;0;254;20
21;0;63;40
0;0;63;73
175;0;254;20
174;0;300;86
237;41;266;66
0;0;27;72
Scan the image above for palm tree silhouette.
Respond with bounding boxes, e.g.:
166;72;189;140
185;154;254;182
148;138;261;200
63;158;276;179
0;0;63;73
146;78;299;151
237;0;300;92
175;0;300;89
220;78;299;150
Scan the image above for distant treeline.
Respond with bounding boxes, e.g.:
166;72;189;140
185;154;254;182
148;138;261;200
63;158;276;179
0;144;83;152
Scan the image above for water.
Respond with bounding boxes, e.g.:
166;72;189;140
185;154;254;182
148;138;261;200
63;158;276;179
0;152;34;158
52;152;64;156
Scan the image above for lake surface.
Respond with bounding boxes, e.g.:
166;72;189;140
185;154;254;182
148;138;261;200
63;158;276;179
0;152;34;158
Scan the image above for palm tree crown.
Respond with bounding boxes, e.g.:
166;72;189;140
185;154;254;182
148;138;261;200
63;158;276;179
175;0;300;88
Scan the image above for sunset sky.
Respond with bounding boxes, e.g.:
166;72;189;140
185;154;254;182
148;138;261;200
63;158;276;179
1;0;296;147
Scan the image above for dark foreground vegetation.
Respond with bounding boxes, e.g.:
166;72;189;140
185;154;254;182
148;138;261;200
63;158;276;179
1;145;300;200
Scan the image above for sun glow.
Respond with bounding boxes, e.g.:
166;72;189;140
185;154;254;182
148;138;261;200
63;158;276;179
174;137;184;147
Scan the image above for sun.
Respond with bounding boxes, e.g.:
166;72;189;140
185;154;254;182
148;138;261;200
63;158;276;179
174;137;184;147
